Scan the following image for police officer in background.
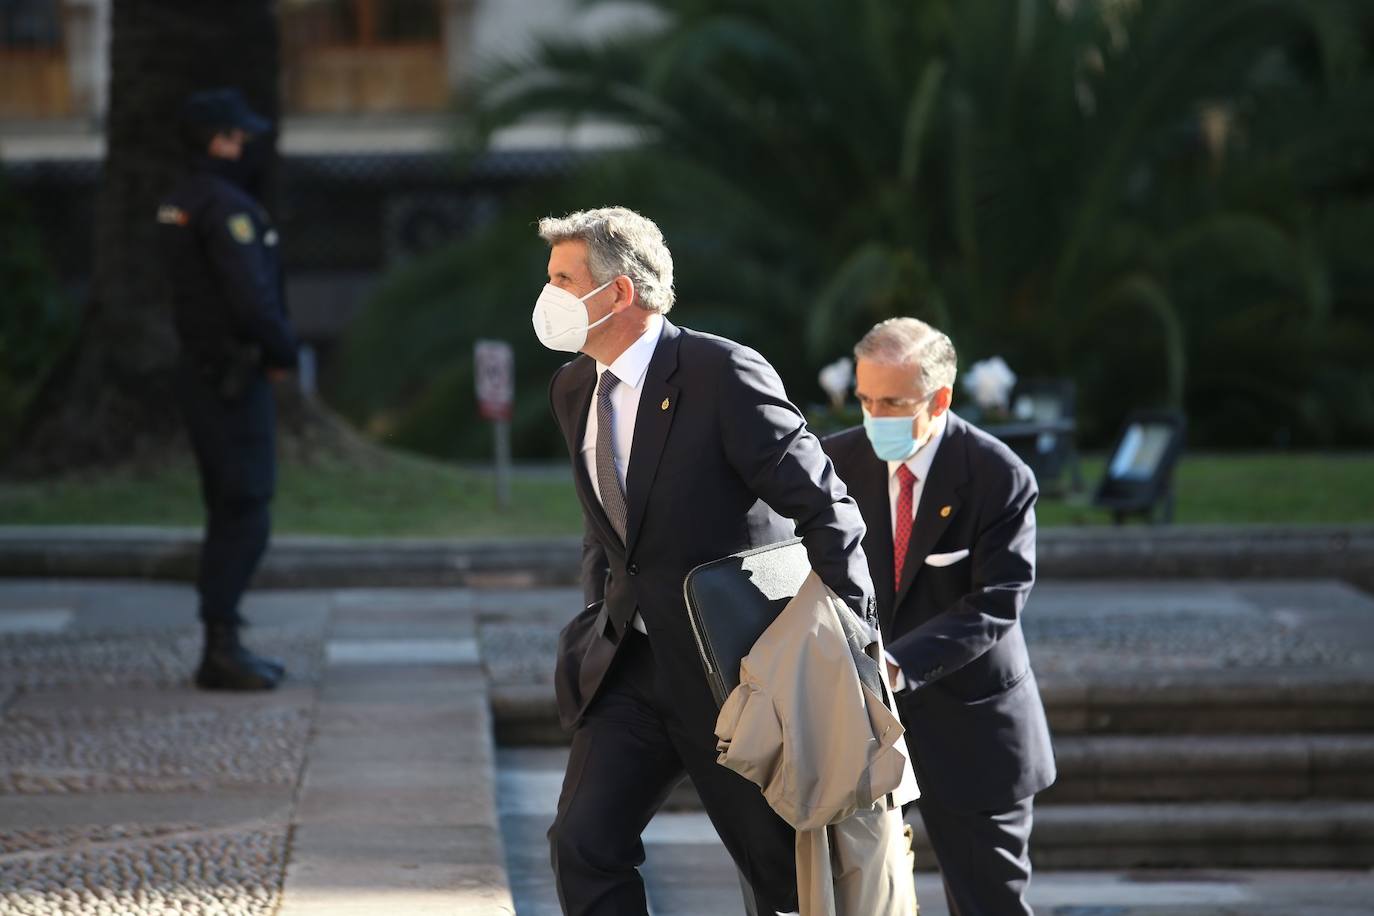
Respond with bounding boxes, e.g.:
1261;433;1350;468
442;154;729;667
158;88;298;691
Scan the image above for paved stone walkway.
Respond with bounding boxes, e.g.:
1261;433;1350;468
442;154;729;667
475;579;1374;679
3;578;1374;914
0;581;512;916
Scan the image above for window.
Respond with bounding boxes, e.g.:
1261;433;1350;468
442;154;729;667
1;0;63;51
0;0;71;118
281;0;448;114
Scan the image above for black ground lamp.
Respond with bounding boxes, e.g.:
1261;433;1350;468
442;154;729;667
1093;409;1187;524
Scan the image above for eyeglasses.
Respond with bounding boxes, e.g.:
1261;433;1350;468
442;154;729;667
855;393;931;414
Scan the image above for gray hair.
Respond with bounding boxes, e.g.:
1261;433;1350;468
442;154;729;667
854;317;958;393
537;207;675;314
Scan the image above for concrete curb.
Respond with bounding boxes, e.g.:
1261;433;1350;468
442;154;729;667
1036;524;1374;591
0;526;581;587
1;524;1372;590
278;604;515;914
279;663;515;916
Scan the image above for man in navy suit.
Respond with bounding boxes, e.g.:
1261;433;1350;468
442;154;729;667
536;207;874;916
822;317;1056;916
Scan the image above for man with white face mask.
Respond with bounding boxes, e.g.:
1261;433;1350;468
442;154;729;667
536;207;875;916
821;317;1057;916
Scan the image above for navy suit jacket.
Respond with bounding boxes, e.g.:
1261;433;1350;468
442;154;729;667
549;319;874;732
823;413;1056;811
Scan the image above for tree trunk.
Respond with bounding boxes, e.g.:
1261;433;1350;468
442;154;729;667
11;0;280;474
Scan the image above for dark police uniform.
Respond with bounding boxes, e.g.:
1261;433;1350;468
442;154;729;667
158;91;297;690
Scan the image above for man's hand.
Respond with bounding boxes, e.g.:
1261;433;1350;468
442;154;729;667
266;368;290;383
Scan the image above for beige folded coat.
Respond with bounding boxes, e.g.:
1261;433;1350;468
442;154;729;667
714;571;921;916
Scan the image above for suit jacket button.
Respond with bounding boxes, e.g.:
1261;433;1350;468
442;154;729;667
627;563;639;575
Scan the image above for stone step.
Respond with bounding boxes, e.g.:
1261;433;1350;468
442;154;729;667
499;747;1374;871
803;799;1374;870
489;668;1374;746
638;734;1374;809
1045;734;1374;802
1025;801;1374;869
1040;669;1374;735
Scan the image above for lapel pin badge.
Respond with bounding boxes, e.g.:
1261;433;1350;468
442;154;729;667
661;397;670;411
940;505;952;518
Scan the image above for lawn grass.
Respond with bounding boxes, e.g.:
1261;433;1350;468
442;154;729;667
0;450;586;538
1034;452;1374;527
0;449;1369;537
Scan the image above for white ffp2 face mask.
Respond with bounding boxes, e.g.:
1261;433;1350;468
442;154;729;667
531;278;617;352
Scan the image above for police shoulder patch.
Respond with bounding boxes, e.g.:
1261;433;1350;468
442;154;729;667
156;205;189;226
227;213;255;244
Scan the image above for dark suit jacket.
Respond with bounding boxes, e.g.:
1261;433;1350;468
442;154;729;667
823;413;1056;811
549;319;874;731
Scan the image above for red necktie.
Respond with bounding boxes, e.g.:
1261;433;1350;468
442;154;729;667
893;464;918;591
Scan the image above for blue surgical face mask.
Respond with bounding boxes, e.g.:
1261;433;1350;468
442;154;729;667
862;409;919;462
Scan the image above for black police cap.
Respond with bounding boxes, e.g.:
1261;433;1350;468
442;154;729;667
181;89;271;135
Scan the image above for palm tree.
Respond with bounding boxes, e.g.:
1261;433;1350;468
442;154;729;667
339;0;1374;454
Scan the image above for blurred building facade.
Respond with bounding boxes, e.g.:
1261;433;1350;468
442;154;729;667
0;0;648;352
3;0;655;121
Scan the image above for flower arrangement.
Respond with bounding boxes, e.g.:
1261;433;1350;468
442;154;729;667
817;357;854;410
961;357;1018;422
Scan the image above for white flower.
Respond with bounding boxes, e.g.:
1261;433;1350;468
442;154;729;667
817;357;853;409
962;357;1017;411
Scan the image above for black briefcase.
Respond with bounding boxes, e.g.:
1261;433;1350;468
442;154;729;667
683;538;812;708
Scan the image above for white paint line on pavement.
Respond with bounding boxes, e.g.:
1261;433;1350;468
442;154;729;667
642;813;720;845
0;609;73;634
1028;873;1249;905
499;766;723;846
325;638;479;665
498;768;563;815
329;589;474;611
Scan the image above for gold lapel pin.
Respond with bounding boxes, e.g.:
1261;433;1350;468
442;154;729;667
940;505;952;518
661;397;671;411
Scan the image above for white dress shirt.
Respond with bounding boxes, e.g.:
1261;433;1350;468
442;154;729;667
581;313;663;634
883;411;948;690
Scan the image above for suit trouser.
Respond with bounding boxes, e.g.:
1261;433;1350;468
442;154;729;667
548;629;797;916
914;792;1034;916
177;364;276;626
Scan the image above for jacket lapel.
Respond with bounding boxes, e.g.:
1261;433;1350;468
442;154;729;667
893;414;970;608
624;320;681;552
556;356;621;550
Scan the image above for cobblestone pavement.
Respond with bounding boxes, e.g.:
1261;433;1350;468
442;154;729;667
0;583;326;916
1020;580;1371;673
0;580;509;916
